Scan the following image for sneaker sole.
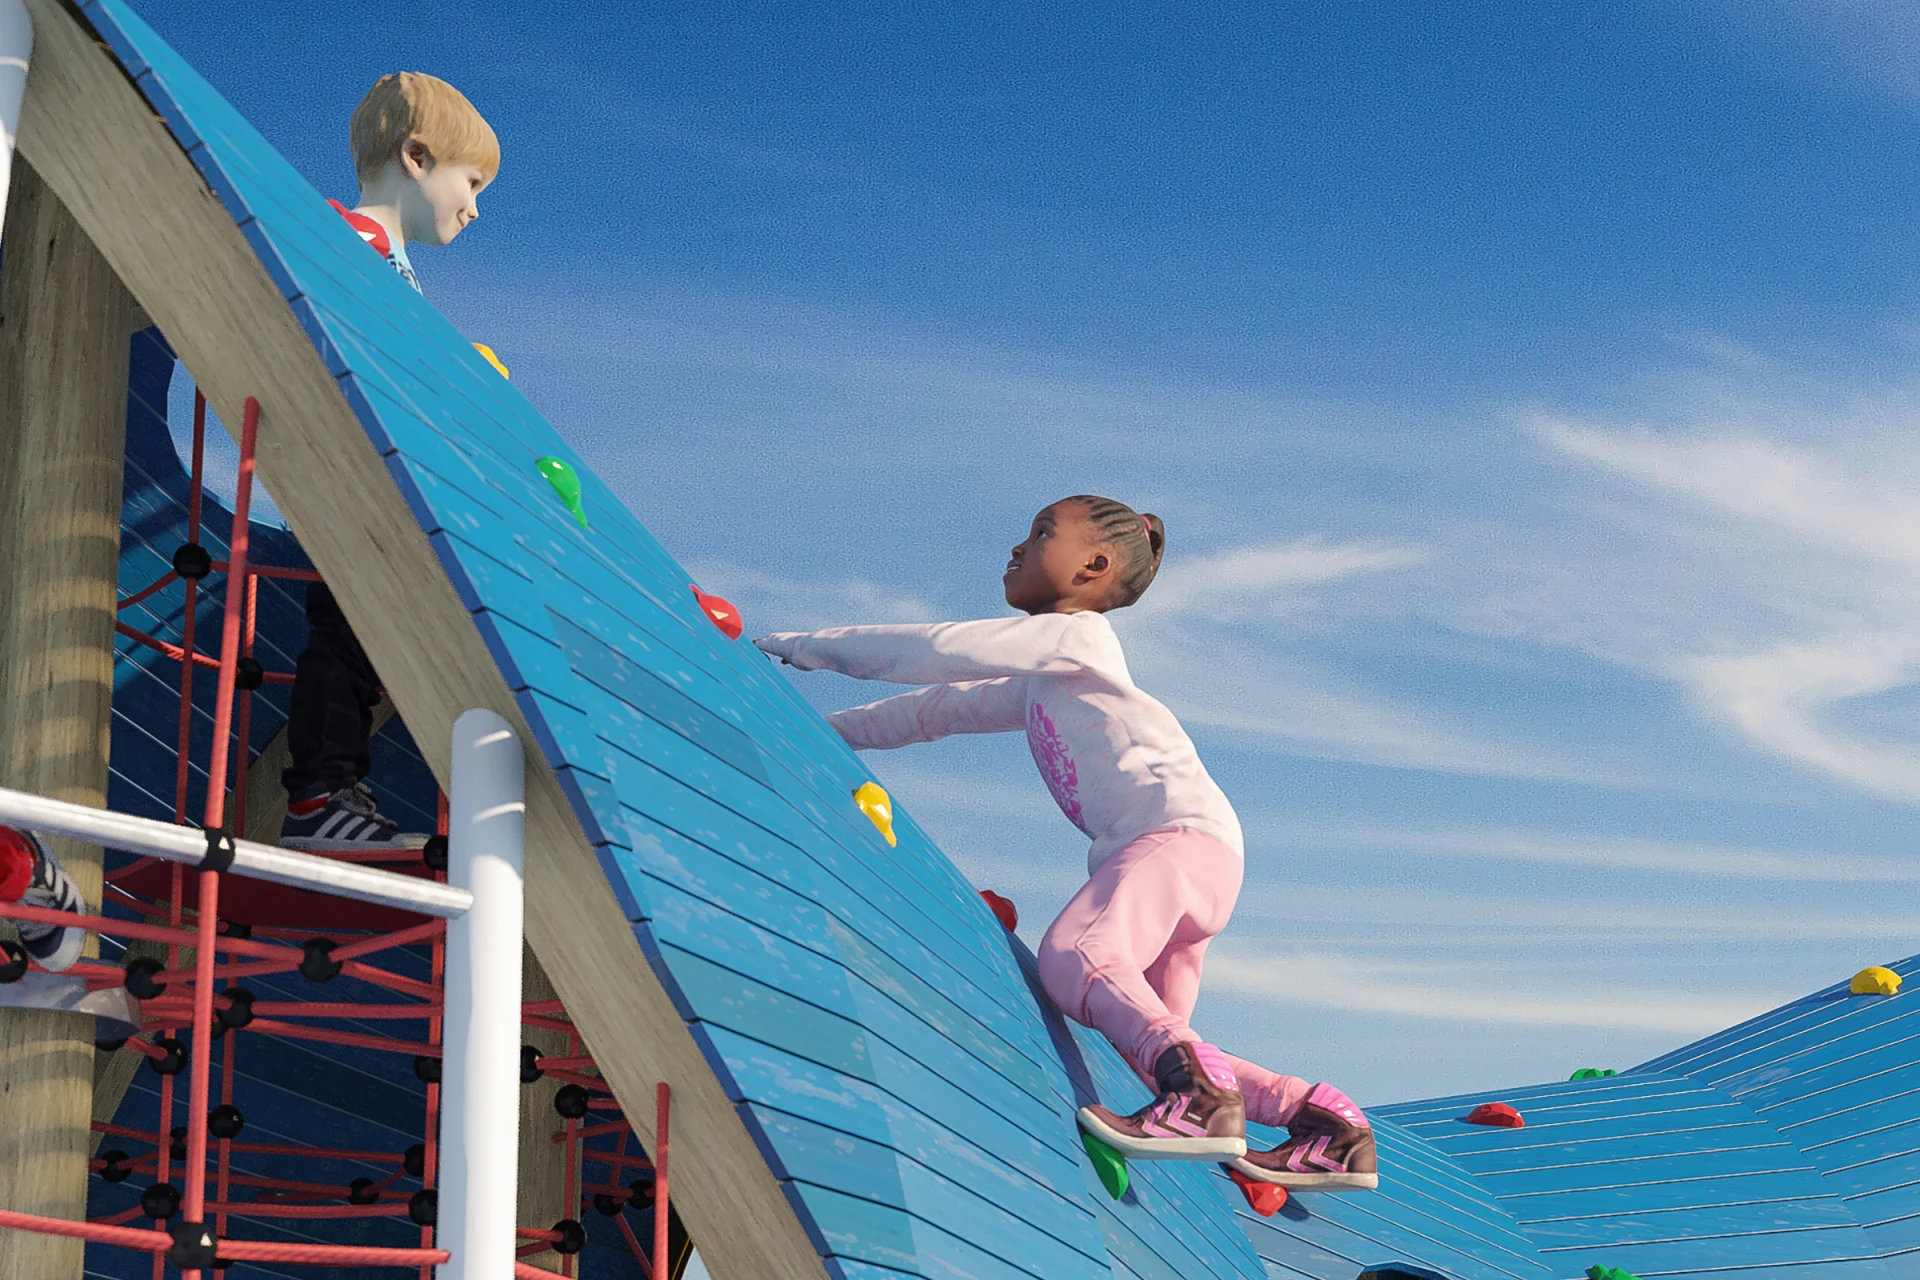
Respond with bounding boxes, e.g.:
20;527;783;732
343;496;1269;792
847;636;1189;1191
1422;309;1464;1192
1076;1108;1247;1160
279;836;430;853
1226;1157;1378;1190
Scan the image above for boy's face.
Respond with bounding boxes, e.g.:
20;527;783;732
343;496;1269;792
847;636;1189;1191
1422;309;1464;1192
399;138;492;247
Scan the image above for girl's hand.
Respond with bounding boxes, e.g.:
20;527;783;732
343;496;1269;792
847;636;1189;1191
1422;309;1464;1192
752;634;795;665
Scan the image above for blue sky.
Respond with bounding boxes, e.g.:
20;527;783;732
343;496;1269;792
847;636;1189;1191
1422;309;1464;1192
148;0;1920;1116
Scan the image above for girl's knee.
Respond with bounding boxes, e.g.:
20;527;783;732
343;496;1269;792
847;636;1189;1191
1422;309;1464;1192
1036;936;1090;1019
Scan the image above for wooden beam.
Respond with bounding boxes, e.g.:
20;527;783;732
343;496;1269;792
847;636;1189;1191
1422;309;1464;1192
15;5;823;1276
0;152;130;1277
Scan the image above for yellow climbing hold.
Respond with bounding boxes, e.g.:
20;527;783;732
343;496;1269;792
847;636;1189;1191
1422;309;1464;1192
473;343;510;378
1851;966;1902;996
852;782;896;847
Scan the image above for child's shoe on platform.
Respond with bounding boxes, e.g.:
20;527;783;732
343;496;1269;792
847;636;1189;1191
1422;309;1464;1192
279;782;428;852
1076;1041;1247;1160
1230;1082;1378;1190
0;825;86;973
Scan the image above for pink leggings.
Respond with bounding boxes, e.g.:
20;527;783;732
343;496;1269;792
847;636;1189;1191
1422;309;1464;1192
1036;826;1309;1128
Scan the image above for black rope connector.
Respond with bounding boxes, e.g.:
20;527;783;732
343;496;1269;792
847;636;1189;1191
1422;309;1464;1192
412;1054;442;1084
551;1219;586;1255
124;955;167;999
407;1189;438;1226
169;1126;187;1161
208;1104;245;1140
403;1143;426;1178
217;987;255;1030
554;1084;591;1120
141;1182;181;1220
422;834;449;872
520;1044;544;1083
200;829;237;876
346;1177;381;1206
0;939;26;984
627;1175;656;1210
148;1037;188;1076
216;919;251;941
171;543;212;581
166;1219;220;1271
299;938;341;983
593;1192;623;1217
232;657;264;691
100;1149;133;1183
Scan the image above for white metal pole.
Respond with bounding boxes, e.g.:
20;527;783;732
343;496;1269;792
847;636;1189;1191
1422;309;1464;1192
437;710;525;1280
0;0;29;249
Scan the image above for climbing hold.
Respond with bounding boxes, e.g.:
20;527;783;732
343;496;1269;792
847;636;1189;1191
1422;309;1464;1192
100;1149;132;1183
208;1104;245;1140
141;1181;182;1221
535;456;589;529
124;955;167;1000
408;1189;438;1226
981;890;1019;932
1586;1267;1640;1280
346;1177;381;1206
1227;1166;1288;1216
473;342;510;379
1569;1068;1617;1082
1081;1131;1129;1200
148;1037;188;1077
299;938;342;983
521;1044;545;1083
1852;965;1902;996
217;988;255;1030
413;1054;442;1084
0;939;26;984
554;1083;592;1119
690;585;744;640
171;543;212;581
1465;1102;1525;1128
853;782;897;847
404;1143;426;1178
552;1219;587;1255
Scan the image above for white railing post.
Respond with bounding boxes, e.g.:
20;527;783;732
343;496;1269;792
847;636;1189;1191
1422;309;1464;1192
437;710;525;1280
0;0;29;249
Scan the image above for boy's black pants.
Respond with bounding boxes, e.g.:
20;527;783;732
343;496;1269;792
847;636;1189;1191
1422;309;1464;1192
280;583;379;798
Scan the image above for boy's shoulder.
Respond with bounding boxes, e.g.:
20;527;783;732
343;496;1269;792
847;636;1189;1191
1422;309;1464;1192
326;199;421;294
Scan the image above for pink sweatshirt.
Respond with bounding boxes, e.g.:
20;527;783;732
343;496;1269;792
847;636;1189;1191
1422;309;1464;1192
756;612;1244;871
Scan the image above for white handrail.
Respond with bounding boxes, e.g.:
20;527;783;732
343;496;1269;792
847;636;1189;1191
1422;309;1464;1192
0;0;28;250
0;784;471;918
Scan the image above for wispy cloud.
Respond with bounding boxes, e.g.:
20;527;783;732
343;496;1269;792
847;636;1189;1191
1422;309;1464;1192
683;559;942;630
1137;537;1425;617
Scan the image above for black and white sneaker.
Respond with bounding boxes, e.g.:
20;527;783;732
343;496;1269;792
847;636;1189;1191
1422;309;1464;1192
0;825;87;972
279;783;429;852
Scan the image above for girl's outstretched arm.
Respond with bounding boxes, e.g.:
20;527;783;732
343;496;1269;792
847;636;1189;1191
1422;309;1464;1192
755;612;1129;686
828;677;1027;750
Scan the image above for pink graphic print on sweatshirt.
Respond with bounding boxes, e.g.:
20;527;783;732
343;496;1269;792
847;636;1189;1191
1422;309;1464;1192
1027;702;1088;833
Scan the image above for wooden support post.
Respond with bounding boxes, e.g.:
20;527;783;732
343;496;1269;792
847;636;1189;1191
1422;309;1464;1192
518;947;578;1274
0;154;130;1275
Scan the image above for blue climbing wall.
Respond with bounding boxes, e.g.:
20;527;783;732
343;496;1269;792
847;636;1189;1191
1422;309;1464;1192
67;3;1920;1278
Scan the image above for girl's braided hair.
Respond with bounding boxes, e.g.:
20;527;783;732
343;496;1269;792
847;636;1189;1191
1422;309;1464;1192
1065;495;1166;608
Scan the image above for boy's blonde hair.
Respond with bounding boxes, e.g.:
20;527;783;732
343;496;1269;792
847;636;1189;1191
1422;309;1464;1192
350;73;499;185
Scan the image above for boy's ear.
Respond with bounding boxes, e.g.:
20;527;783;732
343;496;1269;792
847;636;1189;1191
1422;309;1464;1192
398;137;433;178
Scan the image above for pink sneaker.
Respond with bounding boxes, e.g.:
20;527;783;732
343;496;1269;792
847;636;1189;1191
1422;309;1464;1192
1230;1082;1378;1190
1076;1042;1248;1160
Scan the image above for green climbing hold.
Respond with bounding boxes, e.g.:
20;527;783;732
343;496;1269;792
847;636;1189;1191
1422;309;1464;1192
535;456;588;528
1569;1068;1618;1082
1080;1131;1129;1200
1586;1266;1640;1280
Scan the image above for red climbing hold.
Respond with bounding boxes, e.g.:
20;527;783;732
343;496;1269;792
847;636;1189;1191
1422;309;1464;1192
690;585;744;640
980;890;1018;932
1227;1167;1287;1216
1466;1102;1525;1128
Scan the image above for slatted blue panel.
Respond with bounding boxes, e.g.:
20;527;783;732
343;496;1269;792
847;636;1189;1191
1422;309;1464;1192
76;4;1267;1275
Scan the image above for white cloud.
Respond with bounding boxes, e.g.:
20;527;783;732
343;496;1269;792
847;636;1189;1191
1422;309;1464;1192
683;559;942;631
1138;537;1425;617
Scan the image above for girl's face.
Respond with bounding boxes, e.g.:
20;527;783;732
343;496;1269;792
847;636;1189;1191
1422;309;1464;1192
1003;501;1115;614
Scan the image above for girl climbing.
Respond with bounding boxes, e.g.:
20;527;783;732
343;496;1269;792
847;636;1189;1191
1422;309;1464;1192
754;495;1377;1189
